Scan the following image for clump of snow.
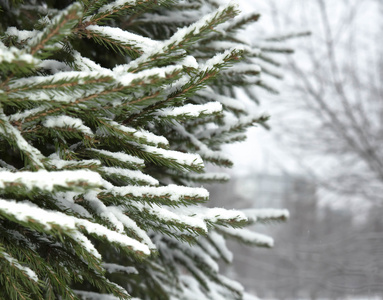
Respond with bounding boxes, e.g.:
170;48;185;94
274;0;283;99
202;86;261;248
6;27;39;42
0;44;38;65
9;107;47;122
54;191;92;218
47;153;101;170
91;149;144;167
73;50;108;72
97;0;136;15
102;263;138;274
180;55;199;68
70;231;101;259
38;59;71;73
108;184;209;202
0;170;103;191
87;25;160;53
242;208;290;223
169;206;246;224
43;115;93;136
114;64;181;85
9;70;112;90
100;167;159;186
104;121;168;147
1;251;39;282
131;202;208;232
157;102;222;118
218;226;274;248
142;145;204;169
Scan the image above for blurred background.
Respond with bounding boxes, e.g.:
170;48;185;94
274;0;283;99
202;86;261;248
209;0;383;299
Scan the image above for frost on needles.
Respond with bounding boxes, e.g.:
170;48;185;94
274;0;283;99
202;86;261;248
0;1;290;299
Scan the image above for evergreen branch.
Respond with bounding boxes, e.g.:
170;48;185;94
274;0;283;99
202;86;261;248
99;166;159;186
172;122;233;168
0;198;150;257
127;142;205;172
45;157;101;171
7;73;113;94
99;184;209;207
0;42;38;79
3;226;126;299
225;13;260;32
120;202;208;239
241;208;290;225
27;3;83;58
216;226;274;248
22;66;182;124
202;113;270;146
265;30;311;42
126;3;240;72
258;45;294;54
86;0;139;24
123;48;243;125
0;0;291;297
83;25;157;57
206;232;232;264
154;102;223;122
0;170;102;195
0;113;45;170
84;0;174;24
171;171;230;184
0;245;41;299
86;149;145;170
96;119;169;148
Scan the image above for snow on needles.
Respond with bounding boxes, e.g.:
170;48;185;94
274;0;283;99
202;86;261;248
87;25;160;53
0;44;37;65
43;115;94;136
90;149;145;167
0;198;150;256
108;184;209;202
0;170;103;191
142;145;204;168
157;102;223;118
126;2;237;70
1;251;39;282
106;121;168;147
102;263;138;274
242;208;290;223
97;0;136;15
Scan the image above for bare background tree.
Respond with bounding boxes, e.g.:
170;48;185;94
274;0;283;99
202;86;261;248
270;0;383;205
208;0;383;298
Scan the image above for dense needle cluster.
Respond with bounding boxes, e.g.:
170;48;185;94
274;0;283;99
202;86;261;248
0;0;289;299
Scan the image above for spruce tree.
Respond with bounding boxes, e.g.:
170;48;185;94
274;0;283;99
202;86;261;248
0;1;289;299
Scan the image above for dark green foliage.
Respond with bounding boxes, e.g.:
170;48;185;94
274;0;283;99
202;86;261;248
0;1;290;299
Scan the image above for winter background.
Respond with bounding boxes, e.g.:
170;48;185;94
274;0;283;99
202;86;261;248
0;0;381;298
214;0;383;299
